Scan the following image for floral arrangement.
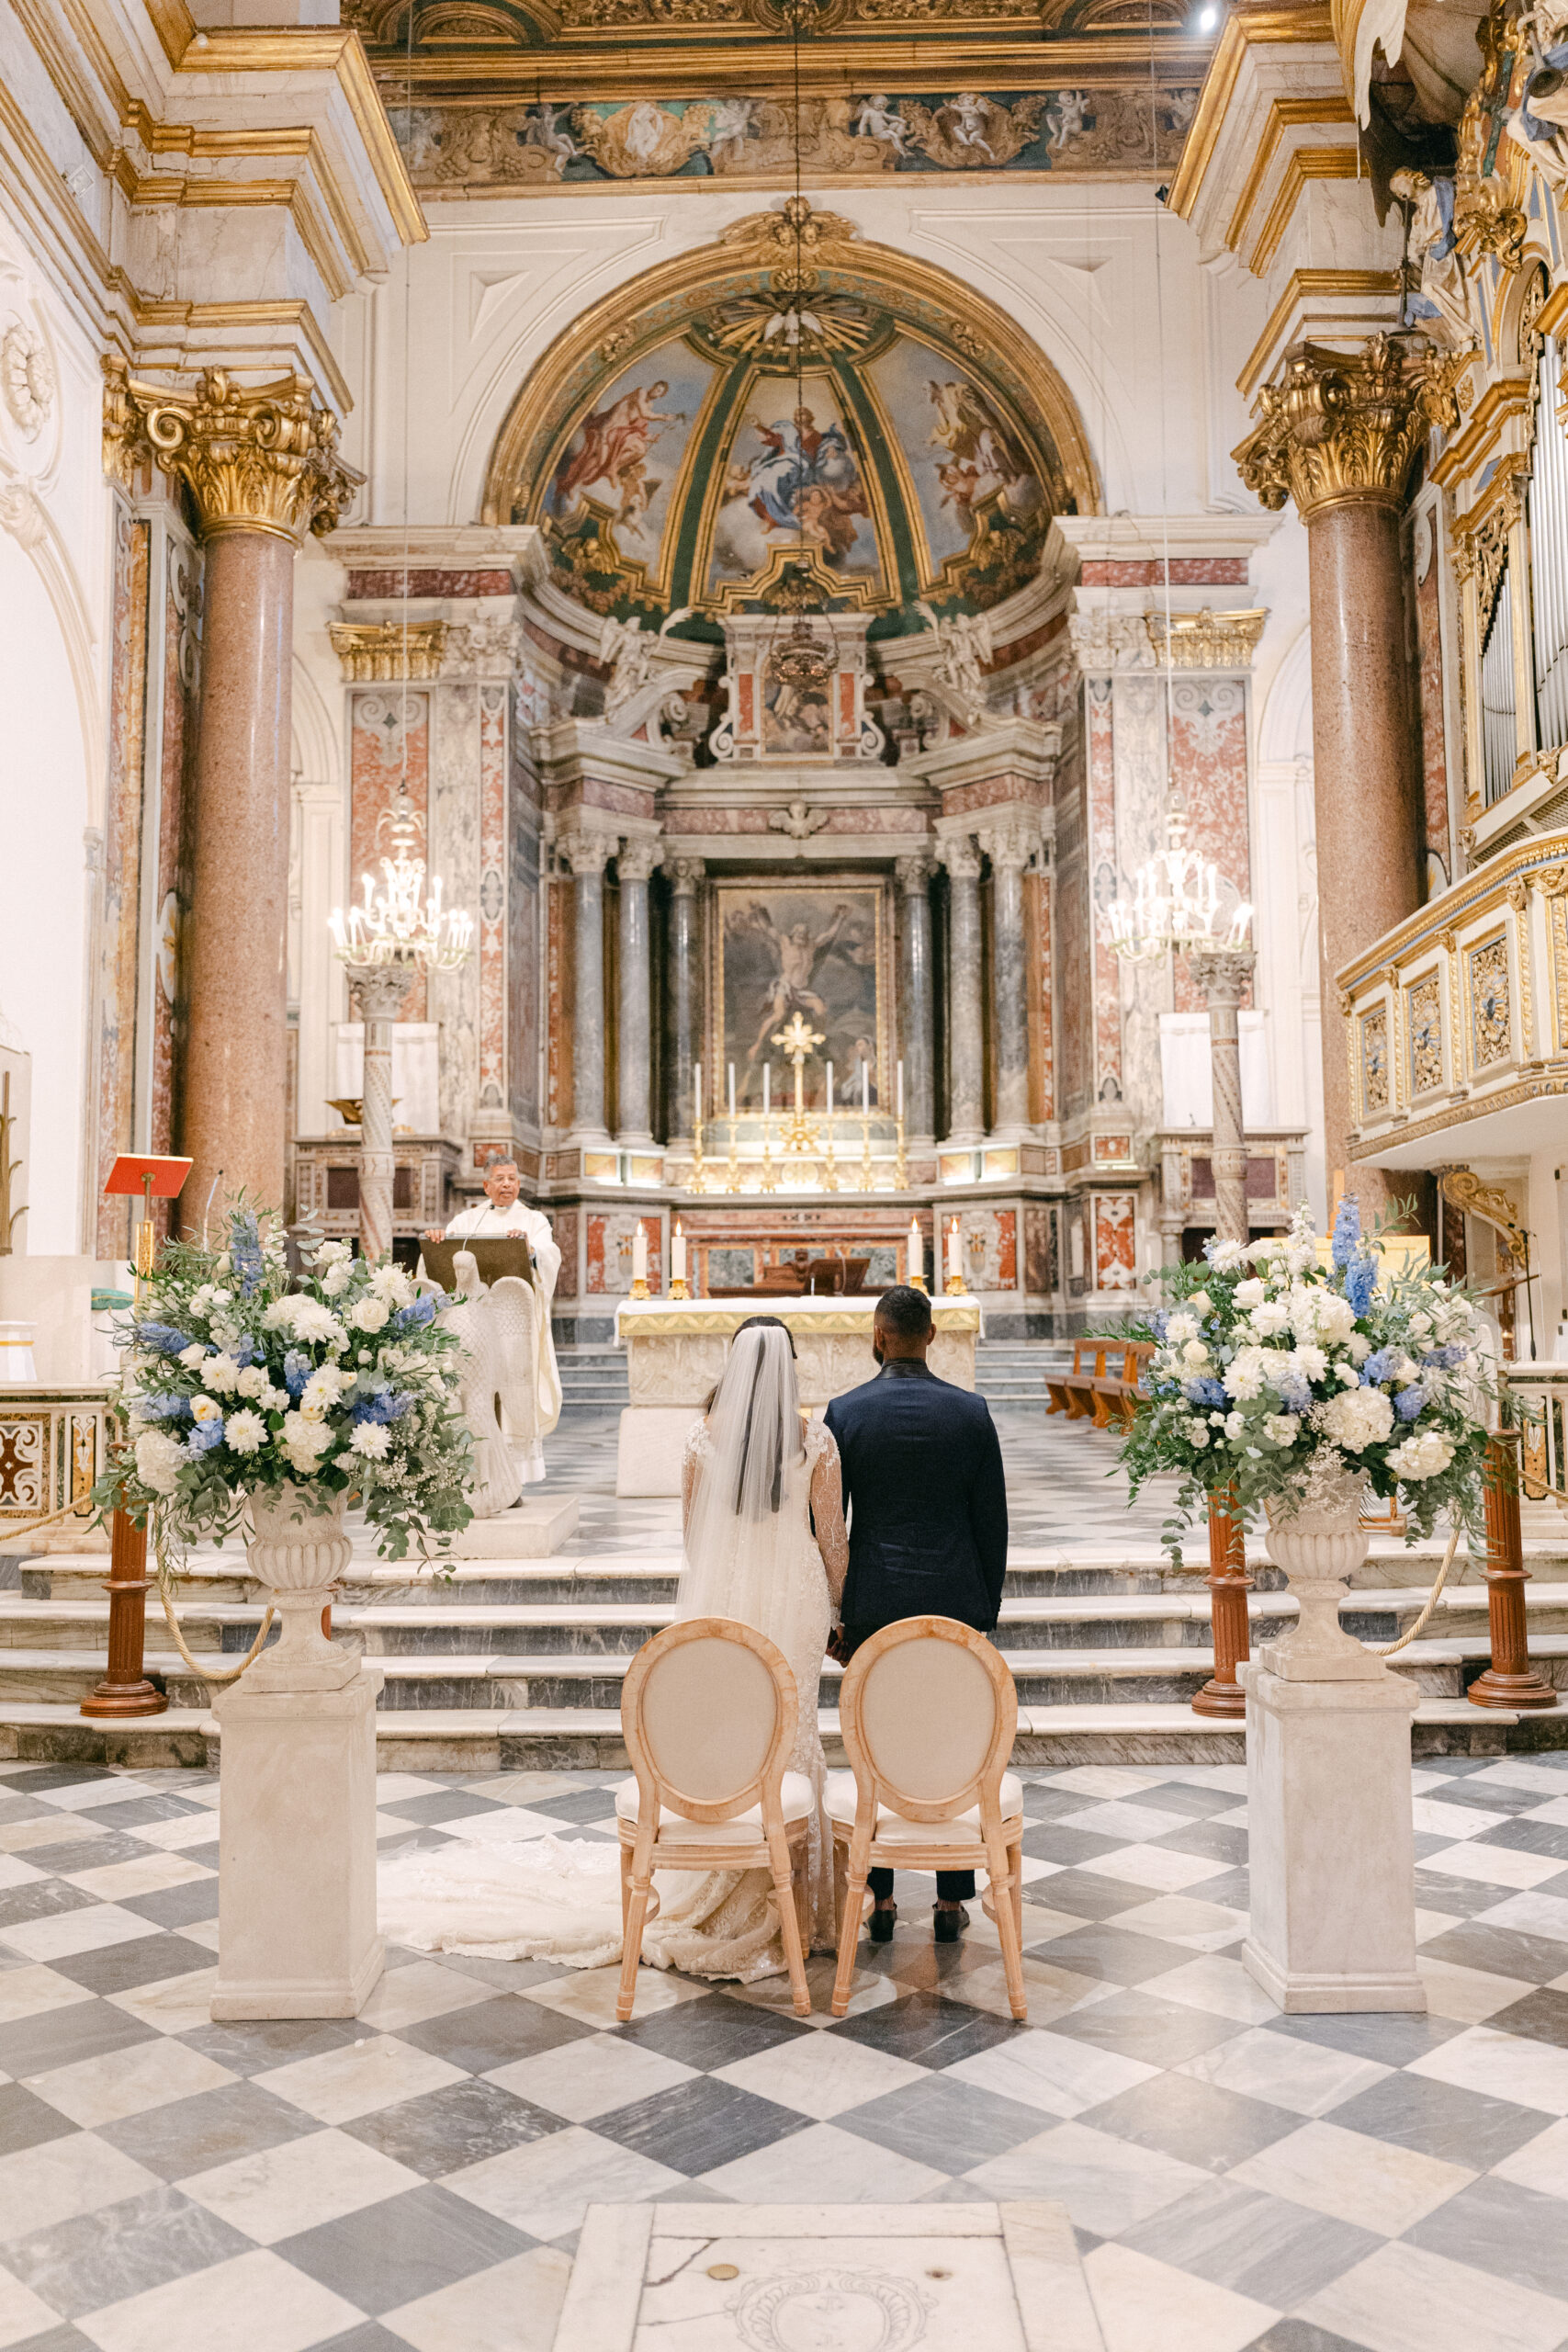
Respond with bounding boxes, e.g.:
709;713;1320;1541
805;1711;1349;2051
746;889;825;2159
94;1207;473;1560
1120;1200;1495;1560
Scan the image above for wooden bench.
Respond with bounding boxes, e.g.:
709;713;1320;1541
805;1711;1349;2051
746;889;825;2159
1047;1340;1105;1420
1092;1341;1154;1430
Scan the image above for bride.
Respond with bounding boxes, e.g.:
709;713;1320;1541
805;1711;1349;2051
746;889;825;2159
378;1317;849;1983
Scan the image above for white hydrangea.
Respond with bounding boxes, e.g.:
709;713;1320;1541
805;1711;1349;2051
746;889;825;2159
1347;1332;1371;1363
349;1421;391;1460
200;1354;241;1395
1289;1286;1357;1346
1165;1311;1200;1347
1317;1385;1394;1453
133;1429;186;1495
349;1295;390;1334
1388;1429;1455;1481
224;1408;266;1456
281;1414;336;1474
1264;1413;1301;1445
259;1384;290;1412
315;1240;353;1266
321;1262;355;1299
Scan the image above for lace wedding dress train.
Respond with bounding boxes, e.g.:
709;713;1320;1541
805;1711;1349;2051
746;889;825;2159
379;1329;847;1984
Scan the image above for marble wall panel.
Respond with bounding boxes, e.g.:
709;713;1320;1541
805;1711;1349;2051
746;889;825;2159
1169;675;1250;1016
428;684;480;1141
547;874;569;1132
957;1204;1018;1292
1080;559;1250;587
345;569;514;599
149;534;199;1240
1094;1192;1137;1291
508;696;541;1135
1056;783;1090;1119
95;508;150;1256
1111;673;1168;1124
586;1207;661;1294
1027;869;1054;1122
554;1204;579;1297
1086;677;1122;1106
478;683;507;1112
351;689;430;1023
1023;1202;1057;1295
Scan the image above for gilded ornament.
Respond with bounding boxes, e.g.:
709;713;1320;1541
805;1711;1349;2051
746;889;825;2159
1234;334;1470;523
1406;971;1444;1094
1;322;53;440
1452;456;1529;638
1145;607;1267;668
101;359;362;544
328;621;449;682
1359;1004;1390;1114
1469;934;1513;1067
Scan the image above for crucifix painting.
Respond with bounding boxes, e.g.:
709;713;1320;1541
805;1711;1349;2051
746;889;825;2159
715;881;886;1112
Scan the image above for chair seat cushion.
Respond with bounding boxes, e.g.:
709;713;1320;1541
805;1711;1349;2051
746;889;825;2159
823;1769;1023;1845
615;1771;815;1846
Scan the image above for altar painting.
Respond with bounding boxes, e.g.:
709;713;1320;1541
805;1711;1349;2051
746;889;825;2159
543;340;714;583
705;372;884;599
714;882;887;1113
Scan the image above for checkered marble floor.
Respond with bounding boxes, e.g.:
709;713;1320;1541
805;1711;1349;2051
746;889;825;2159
1;1759;1568;2348
546;1404;1179;1557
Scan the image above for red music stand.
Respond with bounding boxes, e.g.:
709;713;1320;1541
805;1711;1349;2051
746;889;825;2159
105;1156;191;1280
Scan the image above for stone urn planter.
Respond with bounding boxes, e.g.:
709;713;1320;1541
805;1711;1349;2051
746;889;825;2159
210;1482;384;2023
1258;1476;1392;1684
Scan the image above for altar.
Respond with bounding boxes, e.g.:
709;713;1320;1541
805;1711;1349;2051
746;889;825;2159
614;1293;981;1496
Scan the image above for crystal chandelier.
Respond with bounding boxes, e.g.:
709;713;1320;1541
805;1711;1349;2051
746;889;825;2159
1103;810;1253;964
329;798;473;972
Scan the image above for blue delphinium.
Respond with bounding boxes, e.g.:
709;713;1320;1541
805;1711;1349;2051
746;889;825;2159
135;1324;193;1356
186;1419;226;1455
230;1211;265;1297
1331;1194;1362;1269
1395;1385;1427;1420
282;1350;312;1399
1345;1252;1379;1317
1423;1344;1466;1368
392;1295;438;1332
1183;1375;1227;1409
1361;1347;1400;1385
135;1393;192;1423
352;1390;412;1427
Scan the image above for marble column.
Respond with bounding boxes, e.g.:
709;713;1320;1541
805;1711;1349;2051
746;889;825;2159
668;856;704;1143
1235;336;1464;1217
896;854;935;1143
105;368;358;1234
977;816;1037;1134
344;962;413;1263
940;838;985;1145
559;831;613;1141
615;839;661;1146
1190;948;1254;1248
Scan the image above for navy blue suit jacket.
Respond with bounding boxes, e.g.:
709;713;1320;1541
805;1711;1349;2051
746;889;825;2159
824;1359;1008;1634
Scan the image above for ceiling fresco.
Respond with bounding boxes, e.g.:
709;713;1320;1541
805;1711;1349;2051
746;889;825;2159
489;209;1088;631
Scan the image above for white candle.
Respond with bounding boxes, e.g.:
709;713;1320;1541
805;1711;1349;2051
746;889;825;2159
632;1220;648;1285
728;1064;736;1118
763;1065;770;1116
897;1059;904;1121
908;1216;921;1283
694;1063;702;1125
671;1221;686;1283
947;1215;962;1283
825;1059;833;1113
861;1060;870;1114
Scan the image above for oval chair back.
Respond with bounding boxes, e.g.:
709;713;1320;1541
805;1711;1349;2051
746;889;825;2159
831;1615;1026;2020
615;1616;813;2023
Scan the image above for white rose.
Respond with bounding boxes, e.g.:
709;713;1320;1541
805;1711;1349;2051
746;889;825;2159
1392;1354;1421;1387
1184;1420;1212;1448
1190;1291;1213;1315
133;1429;186;1495
1181;1339;1210;1367
189;1394;222;1424
224;1408;266;1456
1409;1311;1433;1339
1234;1280;1266;1310
1318;1385;1394;1453
350;1295;389;1334
1224;1412;1246;1440
178;1344;208;1372
349;1420;391;1460
1337;1363;1360;1387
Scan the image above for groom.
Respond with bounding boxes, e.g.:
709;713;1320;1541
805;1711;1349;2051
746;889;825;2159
824;1284;1008;1944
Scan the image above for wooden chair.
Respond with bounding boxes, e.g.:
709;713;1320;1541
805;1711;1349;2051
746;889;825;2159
826;1616;1027;2021
615;1617;814;2023
1054;1339;1104;1420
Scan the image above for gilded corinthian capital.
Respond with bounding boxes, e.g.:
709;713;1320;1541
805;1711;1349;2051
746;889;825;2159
1233;334;1468;523
103;358;363;544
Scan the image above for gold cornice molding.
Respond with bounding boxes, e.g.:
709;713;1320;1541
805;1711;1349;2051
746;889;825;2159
1224;93;1354;252
1167;4;1337;220
1237;266;1400;397
103;361;363;544
1428;372;1533;488
1249;142;1361;274
1234;332;1467;521
1337;831;1568;991
329;620;450;680
479;200;1100;528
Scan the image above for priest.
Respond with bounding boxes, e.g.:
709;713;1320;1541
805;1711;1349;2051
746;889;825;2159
425;1159;563;1482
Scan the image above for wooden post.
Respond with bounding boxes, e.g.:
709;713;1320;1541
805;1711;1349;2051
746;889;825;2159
1469;1430;1557;1710
80;1509;167;1719
1193;1487;1250;1719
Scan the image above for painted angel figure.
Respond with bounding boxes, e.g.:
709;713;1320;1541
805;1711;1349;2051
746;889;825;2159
852;94;914;154
937;93;996;158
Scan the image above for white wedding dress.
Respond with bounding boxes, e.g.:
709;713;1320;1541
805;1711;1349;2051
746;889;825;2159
378;1327;847;1983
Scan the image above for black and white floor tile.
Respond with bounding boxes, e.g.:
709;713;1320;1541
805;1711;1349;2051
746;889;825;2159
0;1756;1564;2347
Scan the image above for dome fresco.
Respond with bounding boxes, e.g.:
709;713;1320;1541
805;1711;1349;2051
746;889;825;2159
491;215;1086;633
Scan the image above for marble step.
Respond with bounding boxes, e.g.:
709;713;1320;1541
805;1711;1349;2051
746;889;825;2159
0;1692;1547;1771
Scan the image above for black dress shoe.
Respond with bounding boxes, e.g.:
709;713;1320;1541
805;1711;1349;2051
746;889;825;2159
868;1903;897;1943
933;1905;969;1943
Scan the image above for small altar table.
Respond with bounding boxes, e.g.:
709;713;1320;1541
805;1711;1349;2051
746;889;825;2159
613;1294;980;1497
